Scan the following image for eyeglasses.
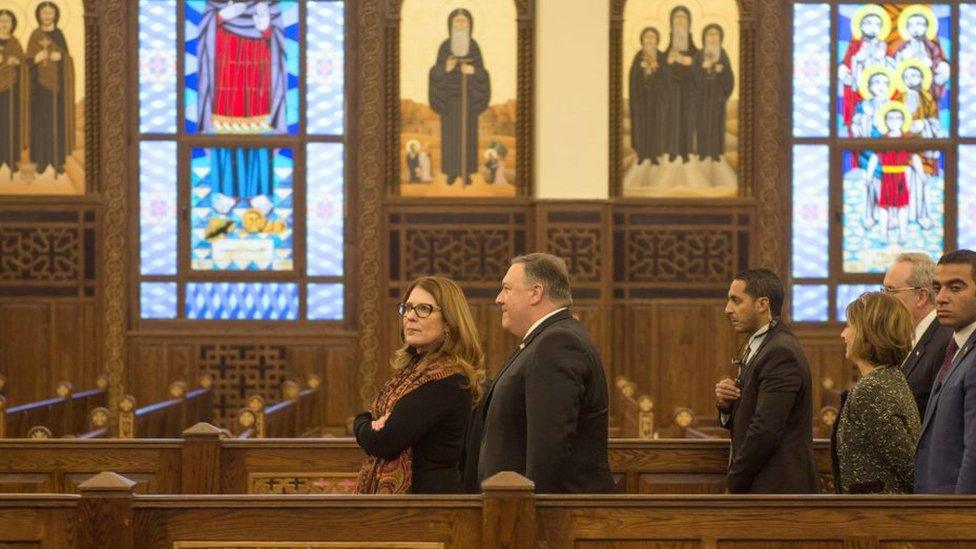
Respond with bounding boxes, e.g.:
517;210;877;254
881;285;924;294
396;302;441;319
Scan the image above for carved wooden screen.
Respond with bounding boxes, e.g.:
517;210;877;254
133;0;349;325
790;2;974;322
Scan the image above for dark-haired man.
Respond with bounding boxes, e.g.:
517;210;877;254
915;249;976;494
715;269;818;493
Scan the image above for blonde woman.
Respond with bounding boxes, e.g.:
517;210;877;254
355;276;485;494
834;292;921;493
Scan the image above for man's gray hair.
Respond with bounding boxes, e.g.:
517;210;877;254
896;252;936;304
511;253;573;306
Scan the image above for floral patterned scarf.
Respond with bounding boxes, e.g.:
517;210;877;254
355;355;462;494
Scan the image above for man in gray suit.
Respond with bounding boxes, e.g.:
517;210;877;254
884;253;953;416
474;253;615;493
915;249;976;494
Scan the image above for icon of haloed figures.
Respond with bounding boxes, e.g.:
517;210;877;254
26;1;75;179
405;139;433;183
0;9;25;179
196;1;288;239
861;101;930;244
428;8;491;187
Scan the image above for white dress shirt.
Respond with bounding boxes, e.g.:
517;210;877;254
913;309;938;348
950;319;976;363
521;307;569;346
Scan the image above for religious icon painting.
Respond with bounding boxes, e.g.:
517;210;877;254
190;147;295;271
184;0;301;135
0;0;84;194
618;0;739;198
397;0;518;197
837;4;951;140
842;148;945;273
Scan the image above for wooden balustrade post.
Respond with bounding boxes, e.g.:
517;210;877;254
481;471;535;549
78;471;136;549
181;422;223;494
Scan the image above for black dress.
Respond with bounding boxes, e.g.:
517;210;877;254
354;373;471;493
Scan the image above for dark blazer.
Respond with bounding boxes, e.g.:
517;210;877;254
354;374;471;494
473;309;616;493
720;321;818;493
900;316;953;418
830;367;920;494
915;329;976;494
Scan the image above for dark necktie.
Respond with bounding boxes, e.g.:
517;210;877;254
936;337;960;384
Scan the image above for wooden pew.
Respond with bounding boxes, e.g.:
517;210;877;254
614;375;655;439
0;430;836;495
6;471;976;549
0;375;109;438
235;375;322;438
118;375;213;438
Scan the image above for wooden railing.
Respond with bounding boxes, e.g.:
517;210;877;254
3;470;976;548
0;375;109;438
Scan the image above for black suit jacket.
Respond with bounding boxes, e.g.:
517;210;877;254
470;309;615;493
720;321;818;493
900;317;953;418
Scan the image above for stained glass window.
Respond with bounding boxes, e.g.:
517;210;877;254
791;3;970;322
137;1;347;321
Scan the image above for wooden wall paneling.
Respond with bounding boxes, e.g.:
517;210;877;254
0;305;52;406
0;497;76;549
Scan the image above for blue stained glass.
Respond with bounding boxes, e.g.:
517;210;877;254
836;4;952;139
186;282;298;320
959;146;976;250
184;0;300;134
140;0;178;133
190;147;294;271
792;145;830;277
141;282;178;319
307;143;344;276
836;284;879;320
308;283;344;320
140;142;178;275
841;149;944;273
307;1;345;135
792;4;831;137
792;285;829;322
961;5;976;136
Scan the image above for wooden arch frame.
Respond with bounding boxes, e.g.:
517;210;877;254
381;0;536;197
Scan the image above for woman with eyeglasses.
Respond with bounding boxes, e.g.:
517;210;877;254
832;291;920;494
354;276;485;494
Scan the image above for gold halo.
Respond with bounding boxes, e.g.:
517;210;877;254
851;4;892;41
897;4;938;41
876;101;913;134
858;65;896;100
895;58;933;93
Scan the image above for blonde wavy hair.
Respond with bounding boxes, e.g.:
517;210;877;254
845;292;914;367
392;276;486;405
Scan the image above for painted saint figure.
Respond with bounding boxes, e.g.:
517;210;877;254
889;5;949;100
0;9;25;178
661;6;697;162
429;8;491;186
195;1;288;219
405;139;432;183
838;4;892;137
863;102;927;243
26;1;75;177
851;66;895;138
692;24;734;162
629;27;666;166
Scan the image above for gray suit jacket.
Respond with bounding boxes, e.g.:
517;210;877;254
476;309;615;493
915;329;976;494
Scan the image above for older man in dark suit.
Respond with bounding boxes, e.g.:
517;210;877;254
915;250;976;494
715;269;818;493
884;253;953;416
471;252;615;493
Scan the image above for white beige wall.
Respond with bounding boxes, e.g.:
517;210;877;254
535;0;610;199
